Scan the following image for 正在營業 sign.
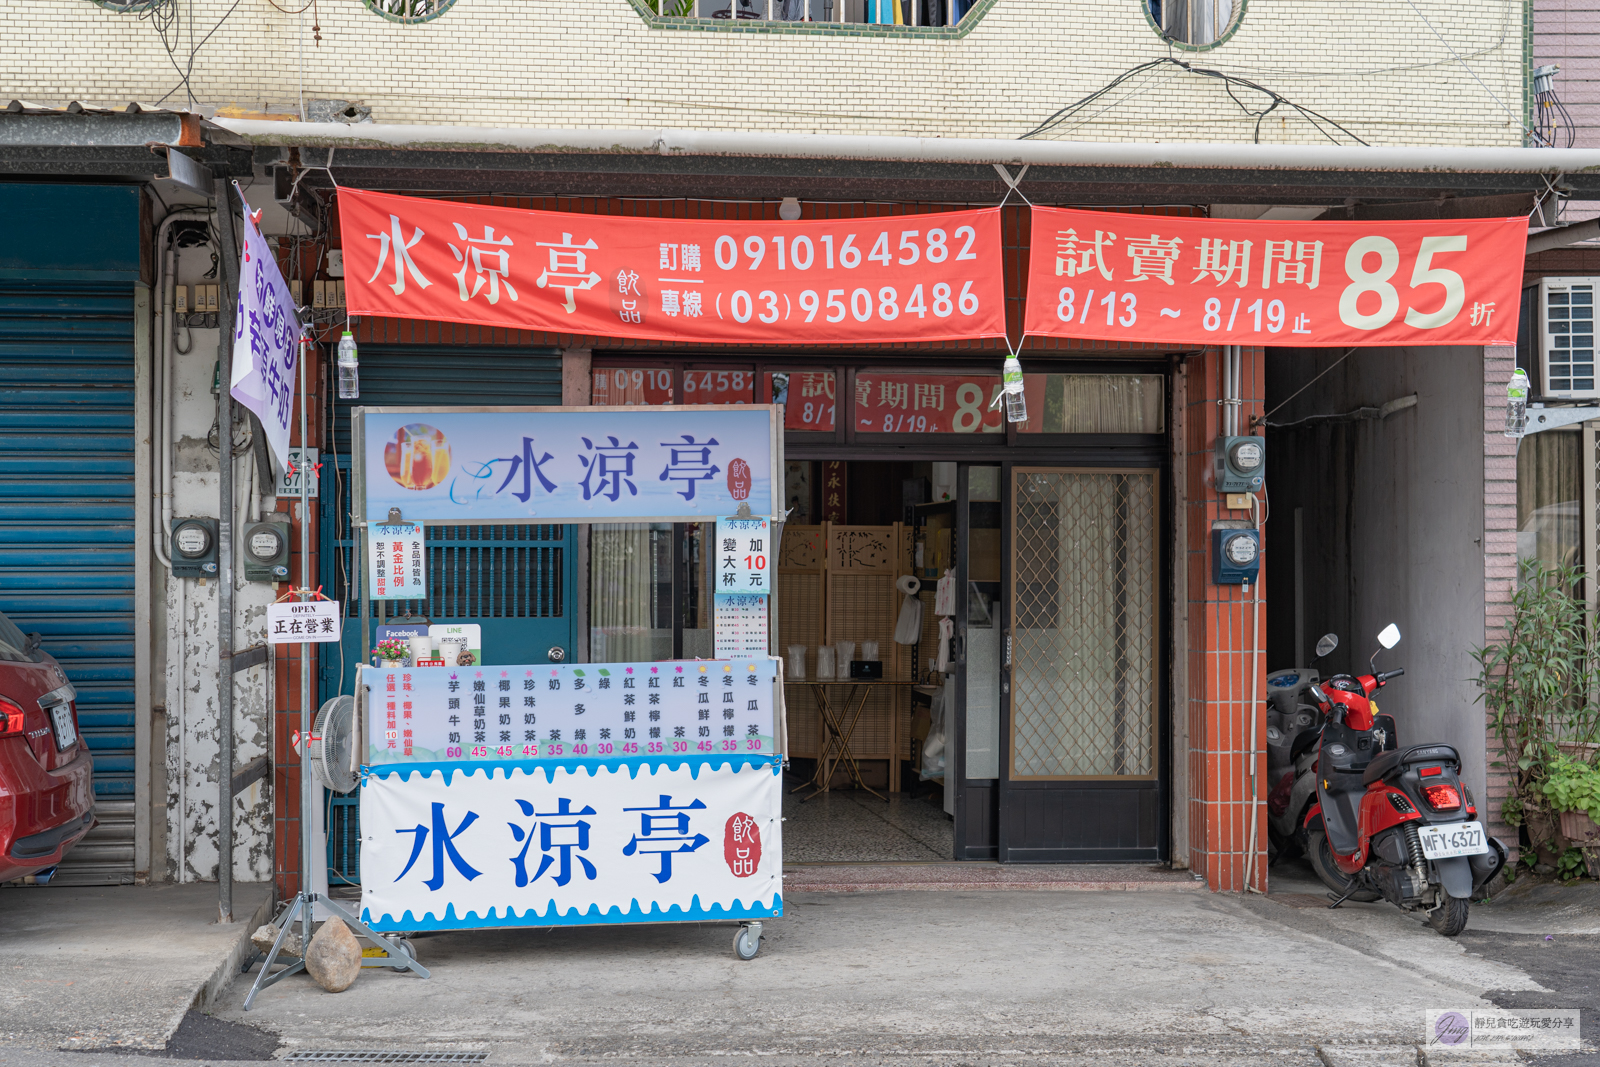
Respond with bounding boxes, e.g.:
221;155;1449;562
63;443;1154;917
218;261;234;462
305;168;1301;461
359;758;782;932
359;406;779;524
339;188;1006;346
1022;207;1526;347
368;521;425;600
361;658;782;767
267;600;342;643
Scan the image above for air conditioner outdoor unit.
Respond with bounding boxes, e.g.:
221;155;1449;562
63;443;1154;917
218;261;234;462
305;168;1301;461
1537;276;1599;398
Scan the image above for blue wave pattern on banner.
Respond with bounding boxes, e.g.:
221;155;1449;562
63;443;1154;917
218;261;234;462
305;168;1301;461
362;752;782;787
362;893;783;932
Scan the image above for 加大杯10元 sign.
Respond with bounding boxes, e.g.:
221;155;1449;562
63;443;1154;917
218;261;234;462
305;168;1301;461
715;517;770;595
358;406;779;524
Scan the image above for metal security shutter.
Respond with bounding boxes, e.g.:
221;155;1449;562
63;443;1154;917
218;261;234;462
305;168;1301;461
0;284;137;884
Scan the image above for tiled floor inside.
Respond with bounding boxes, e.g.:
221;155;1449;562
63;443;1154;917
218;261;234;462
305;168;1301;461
782;774;955;863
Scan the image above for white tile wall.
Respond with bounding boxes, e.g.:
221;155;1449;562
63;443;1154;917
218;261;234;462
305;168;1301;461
7;0;1526;145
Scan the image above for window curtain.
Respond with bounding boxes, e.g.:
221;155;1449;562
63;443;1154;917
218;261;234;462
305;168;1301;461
1516;430;1584;574
590;523;670;662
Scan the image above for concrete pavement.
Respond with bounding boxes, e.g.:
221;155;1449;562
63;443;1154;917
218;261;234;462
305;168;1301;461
206;887;1548;1065
0;871;1594;1065
0;881;272;1052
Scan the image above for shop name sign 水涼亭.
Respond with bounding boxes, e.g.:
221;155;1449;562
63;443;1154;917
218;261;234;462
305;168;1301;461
362;658;782;768
360;406;779;524
1022;207;1527;347
338;188;1007;346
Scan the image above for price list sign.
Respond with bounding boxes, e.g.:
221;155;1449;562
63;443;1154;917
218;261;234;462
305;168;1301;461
715;517;770;594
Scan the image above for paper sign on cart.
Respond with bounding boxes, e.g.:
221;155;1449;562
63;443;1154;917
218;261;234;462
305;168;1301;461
368;522;425;601
715;516;770;594
267;600;342;643
714;594;769;658
361;658;782;767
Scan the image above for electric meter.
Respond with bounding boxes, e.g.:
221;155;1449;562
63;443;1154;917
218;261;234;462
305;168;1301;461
1215;435;1266;492
243;520;291;583
170;518;218;579
1212;528;1260;586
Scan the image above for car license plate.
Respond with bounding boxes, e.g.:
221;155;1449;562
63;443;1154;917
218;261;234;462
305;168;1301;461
1418;820;1488;859
48;703;76;749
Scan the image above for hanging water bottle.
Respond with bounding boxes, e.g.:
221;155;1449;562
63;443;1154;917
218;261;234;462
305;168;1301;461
1504;367;1528;438
1002;355;1027;423
337;331;360;400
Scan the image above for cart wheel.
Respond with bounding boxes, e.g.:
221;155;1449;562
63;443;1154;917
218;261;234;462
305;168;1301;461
733;924;762;960
389;937;417;971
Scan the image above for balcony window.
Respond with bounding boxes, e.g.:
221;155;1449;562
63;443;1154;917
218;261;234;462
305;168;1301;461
654;0;976;27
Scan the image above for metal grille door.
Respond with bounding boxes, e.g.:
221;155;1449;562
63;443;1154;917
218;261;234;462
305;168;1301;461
0;284;138;883
1011;469;1157;778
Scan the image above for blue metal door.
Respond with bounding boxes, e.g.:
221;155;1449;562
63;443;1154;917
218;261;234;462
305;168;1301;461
319;345;574;705
0;283;137;881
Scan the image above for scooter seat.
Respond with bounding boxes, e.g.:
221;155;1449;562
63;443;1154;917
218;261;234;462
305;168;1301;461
1362;743;1460;785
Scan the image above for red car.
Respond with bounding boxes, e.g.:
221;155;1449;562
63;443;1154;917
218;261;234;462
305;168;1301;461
0;608;93;883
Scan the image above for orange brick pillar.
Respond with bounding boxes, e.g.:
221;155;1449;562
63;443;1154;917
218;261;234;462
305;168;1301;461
1184;345;1267;892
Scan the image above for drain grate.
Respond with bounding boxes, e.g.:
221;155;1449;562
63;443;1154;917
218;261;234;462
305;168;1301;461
283;1053;488;1063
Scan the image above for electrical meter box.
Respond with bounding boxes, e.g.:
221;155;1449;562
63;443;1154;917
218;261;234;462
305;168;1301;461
1212;528;1261;586
243;520;291;582
170;518;219;579
1215;435;1266;492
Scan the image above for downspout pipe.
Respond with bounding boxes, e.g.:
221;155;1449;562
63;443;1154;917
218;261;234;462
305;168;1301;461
210;118;1600;174
153;208;212;571
213;178;239;924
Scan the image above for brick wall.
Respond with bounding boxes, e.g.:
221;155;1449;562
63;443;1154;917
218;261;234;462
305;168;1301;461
1482;343;1519;854
9;0;1523;145
1184;345;1267;892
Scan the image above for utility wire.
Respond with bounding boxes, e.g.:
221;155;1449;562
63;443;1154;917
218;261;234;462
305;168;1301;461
1396;0;1533;138
1021;56;1368;146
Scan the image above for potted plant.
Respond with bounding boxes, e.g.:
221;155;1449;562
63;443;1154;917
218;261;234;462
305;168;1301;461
1541;754;1600;879
1474;560;1600;874
375;638;409;667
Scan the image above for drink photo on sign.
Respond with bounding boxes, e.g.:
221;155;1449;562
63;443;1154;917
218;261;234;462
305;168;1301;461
385;423;451;491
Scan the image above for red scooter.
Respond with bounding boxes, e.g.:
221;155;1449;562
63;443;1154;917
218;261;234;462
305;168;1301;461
1302;625;1508;936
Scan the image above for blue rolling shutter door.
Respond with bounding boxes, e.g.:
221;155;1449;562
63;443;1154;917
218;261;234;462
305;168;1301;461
0;284;137;884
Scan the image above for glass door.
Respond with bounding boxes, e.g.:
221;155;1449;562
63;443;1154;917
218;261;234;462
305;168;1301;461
995;465;1163;862
952;464;1003;858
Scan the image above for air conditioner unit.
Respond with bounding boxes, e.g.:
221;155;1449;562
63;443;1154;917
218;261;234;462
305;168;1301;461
1537;276;1599;398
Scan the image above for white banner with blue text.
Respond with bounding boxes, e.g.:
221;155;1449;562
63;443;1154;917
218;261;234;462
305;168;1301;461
359;758;782;931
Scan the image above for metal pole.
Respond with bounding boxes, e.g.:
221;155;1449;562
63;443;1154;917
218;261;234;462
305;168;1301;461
299;334;314;936
214;178;239;924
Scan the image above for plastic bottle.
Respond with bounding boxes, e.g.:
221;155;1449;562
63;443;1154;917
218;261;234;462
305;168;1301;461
1504;367;1529;438
1001;355;1027;423
337;331;360;400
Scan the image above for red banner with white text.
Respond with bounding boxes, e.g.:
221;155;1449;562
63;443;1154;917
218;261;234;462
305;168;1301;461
1022;207;1526;347
339;189;1008;344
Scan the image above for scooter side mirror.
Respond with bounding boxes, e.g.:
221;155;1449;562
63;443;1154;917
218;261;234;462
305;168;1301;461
1377;623;1400;649
1314;634;1338;659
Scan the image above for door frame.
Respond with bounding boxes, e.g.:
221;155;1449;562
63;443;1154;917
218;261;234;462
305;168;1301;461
992;458;1172;864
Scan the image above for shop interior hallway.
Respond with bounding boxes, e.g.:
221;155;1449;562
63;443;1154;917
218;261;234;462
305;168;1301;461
781;775;953;863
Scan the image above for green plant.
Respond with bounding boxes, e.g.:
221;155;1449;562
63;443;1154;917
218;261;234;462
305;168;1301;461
1541;754;1600;823
1473;560;1600;861
1556;847;1589;882
375;638;409;661
647;0;696;16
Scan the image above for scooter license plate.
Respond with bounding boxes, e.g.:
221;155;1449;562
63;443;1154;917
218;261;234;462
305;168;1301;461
1418;821;1488;859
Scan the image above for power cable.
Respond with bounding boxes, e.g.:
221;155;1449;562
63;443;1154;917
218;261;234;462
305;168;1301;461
1021;56;1369;146
1396;0;1533;139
